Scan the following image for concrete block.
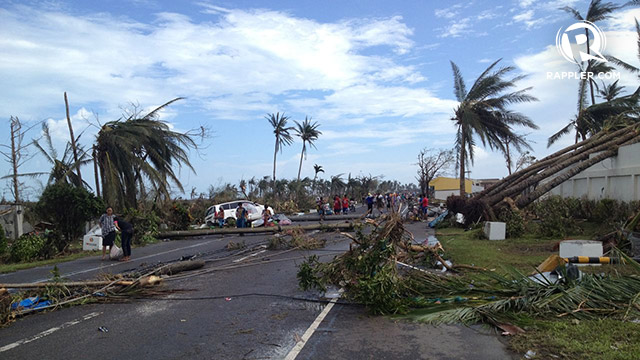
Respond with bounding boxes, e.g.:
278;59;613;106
484;222;506;240
559;240;603;266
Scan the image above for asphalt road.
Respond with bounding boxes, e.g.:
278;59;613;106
0;209;517;360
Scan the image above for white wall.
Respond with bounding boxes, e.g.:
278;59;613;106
548;142;640;201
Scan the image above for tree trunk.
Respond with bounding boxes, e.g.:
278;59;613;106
272;141;278;185
10;118;19;203
459;135;466;197
64;92;82;185
485;129;639;206
297;142;305;182
515;141;634;209
585;28;596;106
475;126;629;201
93;147;101;197
505;141;512;175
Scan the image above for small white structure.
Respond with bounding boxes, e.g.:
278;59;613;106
83;225;103;251
559;240;603;266
484;222;506;240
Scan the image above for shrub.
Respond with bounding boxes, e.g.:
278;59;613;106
497;208;525;238
9;233;46;262
528;196;580;238
0;223;7;256
123;208;159;245
35;183;104;252
168;202;192;230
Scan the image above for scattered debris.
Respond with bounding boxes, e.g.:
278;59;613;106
98;326;109;333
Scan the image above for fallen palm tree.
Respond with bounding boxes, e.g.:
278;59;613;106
297;213;640;328
158;222;356;239
450;123;640;224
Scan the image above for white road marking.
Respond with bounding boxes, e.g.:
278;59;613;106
233;248;267;263
0;311;101;353
28;239;218;283
284;290;343;360
396;260;430;273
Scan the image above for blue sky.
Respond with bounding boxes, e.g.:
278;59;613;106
1;0;639;200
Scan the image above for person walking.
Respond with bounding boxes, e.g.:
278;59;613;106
365;193;374;216
421;195;429;219
99;206;116;261
114;216;133;261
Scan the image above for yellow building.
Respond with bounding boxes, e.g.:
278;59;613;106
429;177;482;199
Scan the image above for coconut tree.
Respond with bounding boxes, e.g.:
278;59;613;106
561;0;621;105
266;113;294;185
294;117;322;182
32;123;91;188
450;59;538;196
95;98;197;209
330;173;346;196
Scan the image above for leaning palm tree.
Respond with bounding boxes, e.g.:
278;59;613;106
294;117;322;181
561;0;621;105
266;112;294;184
450;59;538;196
95;98;197;209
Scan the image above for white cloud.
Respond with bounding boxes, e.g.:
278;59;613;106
439;18;472;38
434;4;462;19
0;5;421;124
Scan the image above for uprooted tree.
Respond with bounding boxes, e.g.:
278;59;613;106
450;122;640;225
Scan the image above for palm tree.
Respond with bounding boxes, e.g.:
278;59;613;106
266;112;294;184
598;80;625;102
32;123;91;187
294;117;322;181
330;173;346;195
561;0;621;105
450;59;538;196
95;98;197;209
313;164;324;182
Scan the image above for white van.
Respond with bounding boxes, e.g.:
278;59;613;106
204;200;273;226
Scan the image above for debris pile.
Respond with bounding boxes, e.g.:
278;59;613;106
298;211;640;328
0;260;203;327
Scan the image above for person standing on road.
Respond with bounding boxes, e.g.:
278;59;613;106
317;197;325;219
342;195;349;214
215;207;225;227
236;203;248;228
421;195;429;219
114;216;133;261
99;206;116;261
262;204;273;227
365;193;374;215
333;195;342;215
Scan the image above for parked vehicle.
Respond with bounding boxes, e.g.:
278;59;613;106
204;201;274;226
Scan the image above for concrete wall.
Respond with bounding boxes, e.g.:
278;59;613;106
549;142;640;201
434;184;485;200
0;204;24;240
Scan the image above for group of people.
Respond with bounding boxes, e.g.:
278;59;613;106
316;196;353;216
99;206;133;261
363;192;429;217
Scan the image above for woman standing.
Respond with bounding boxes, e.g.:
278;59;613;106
99;206;116;260
115;216;133;261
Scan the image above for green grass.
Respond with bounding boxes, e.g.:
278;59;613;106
431;222;638;359
435;223;602;272
0;237;157;274
0;250;98;274
510;319;640;360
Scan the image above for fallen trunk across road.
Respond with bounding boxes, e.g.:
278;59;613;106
157;221;357;239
